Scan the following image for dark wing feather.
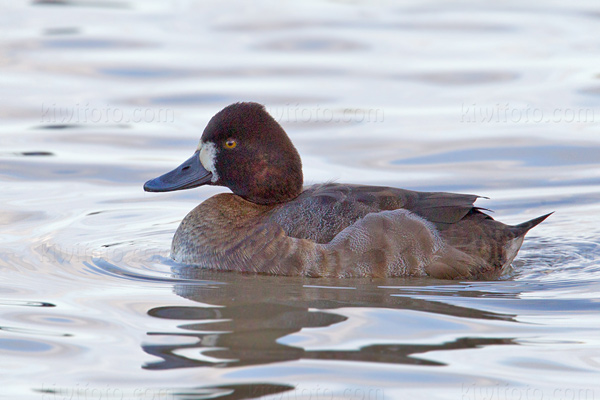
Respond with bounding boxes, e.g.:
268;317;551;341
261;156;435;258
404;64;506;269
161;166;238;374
403;191;484;228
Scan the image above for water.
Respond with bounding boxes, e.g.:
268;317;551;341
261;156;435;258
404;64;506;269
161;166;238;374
2;1;600;399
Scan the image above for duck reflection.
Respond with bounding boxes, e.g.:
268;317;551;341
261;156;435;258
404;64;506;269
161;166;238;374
143;267;517;370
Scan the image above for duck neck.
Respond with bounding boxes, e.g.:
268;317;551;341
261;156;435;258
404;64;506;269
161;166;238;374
242;168;303;205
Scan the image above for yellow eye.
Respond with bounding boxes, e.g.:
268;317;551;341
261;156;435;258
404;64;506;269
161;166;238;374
224;139;237;149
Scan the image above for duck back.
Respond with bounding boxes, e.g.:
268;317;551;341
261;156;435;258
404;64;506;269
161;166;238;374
267;183;480;243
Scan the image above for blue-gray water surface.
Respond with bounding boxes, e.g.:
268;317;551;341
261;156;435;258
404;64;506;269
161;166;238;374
1;1;600;399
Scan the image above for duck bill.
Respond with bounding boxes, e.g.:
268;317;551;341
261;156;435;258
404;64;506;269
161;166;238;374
144;151;213;192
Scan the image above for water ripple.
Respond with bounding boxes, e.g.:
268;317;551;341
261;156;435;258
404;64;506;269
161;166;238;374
0;300;55;307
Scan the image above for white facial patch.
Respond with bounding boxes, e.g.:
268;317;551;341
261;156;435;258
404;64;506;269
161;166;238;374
198;141;219;182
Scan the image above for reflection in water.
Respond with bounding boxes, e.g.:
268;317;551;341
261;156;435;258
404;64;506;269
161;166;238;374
36;383;295;400
143;268;517;370
174;383;296;400
144;304;351;369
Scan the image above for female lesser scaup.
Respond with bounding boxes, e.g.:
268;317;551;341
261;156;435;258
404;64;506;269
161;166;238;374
144;102;550;279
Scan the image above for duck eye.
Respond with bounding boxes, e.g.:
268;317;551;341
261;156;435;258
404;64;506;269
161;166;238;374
224;139;237;149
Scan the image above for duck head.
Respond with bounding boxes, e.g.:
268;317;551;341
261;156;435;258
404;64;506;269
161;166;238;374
144;102;303;205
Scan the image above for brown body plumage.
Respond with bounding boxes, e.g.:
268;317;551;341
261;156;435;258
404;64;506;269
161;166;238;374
145;102;550;279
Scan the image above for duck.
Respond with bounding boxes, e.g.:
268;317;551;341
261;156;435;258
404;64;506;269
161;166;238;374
144;102;551;279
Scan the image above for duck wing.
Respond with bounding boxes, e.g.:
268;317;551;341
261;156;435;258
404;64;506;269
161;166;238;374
269;183;483;243
401;190;484;229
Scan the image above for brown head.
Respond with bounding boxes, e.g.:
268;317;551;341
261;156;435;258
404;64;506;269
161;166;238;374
144;102;303;205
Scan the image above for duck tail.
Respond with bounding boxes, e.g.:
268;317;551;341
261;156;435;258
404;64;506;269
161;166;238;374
512;212;553;237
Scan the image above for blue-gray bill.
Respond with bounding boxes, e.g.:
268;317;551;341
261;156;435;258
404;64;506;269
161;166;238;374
143;151;212;192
